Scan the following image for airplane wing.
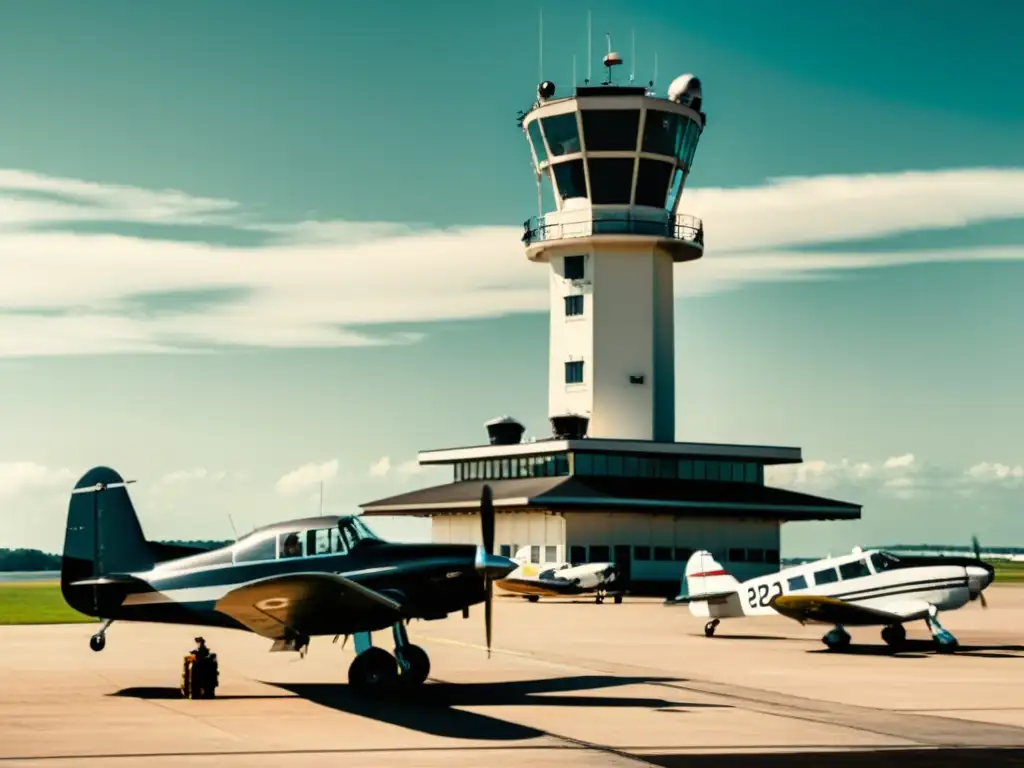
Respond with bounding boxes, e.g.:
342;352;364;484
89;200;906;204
768;594;918;626
214;572;403;640
663;589;736;606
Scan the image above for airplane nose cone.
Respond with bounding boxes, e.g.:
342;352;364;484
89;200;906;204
967;563;995;596
475;549;517;579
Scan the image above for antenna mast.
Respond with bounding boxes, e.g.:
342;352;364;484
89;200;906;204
539;8;543;81
630;29;635;83
587;10;592;83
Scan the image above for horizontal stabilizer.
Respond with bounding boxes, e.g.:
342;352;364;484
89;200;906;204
663;589;736;606
70;574;144;587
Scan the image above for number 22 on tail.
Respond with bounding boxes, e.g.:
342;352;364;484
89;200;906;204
747;581;782;608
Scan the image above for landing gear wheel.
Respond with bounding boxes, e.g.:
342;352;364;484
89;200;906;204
823;628;851;652
935;636;959;654
348;647;398;697
89;634;105;652
613;594;623;604
595;593;605;605
395;644;430;687
527;595;540;603
704;619;720;637
881;624;906;648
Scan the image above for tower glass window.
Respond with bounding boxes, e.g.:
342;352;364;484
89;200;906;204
564;255;585;279
634;159;674;208
580;109;640;151
565;360;584;384
552;160;587;200
665;168;685;212
587;158;635;204
564;294;584;316
527;120;548;165
641;110;684;157
541;114;582;156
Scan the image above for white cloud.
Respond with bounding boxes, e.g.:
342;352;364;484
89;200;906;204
274;459;338;495
156;467;227;485
0;462;74;498
883;453;916;469
369;456;391;477
965;462;1024;484
1;166;1022;356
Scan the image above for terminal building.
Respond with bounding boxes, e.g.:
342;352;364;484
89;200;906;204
361;51;861;594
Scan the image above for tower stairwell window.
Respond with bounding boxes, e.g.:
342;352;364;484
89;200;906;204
565;360;584;384
564;294;584;316
564;255;585;280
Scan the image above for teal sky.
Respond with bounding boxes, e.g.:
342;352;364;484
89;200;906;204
0;0;1021;557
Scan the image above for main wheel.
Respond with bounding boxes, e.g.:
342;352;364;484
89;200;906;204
527;595;540;603
704;620;719;637
348;647;398;697
881;624;906;648
613;594;623;604
396;644;430;687
89;634;105;652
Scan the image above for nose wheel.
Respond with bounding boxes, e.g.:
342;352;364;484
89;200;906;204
704;619;720;637
89;619;114;652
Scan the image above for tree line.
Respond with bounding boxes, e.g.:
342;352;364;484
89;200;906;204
0;541;231;572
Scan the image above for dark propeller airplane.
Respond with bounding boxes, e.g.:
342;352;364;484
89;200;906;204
60;466;518;695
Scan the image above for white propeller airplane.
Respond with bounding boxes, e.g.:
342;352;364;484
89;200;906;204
496;547;623;604
665;539;995;653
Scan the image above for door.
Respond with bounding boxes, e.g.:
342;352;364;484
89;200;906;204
613;545;632;588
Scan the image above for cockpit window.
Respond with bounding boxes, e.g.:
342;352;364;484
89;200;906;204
870;551;900;572
233;531;276;564
339;516;380;549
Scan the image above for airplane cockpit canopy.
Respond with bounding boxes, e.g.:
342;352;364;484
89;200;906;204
232;515;381;565
870;551;901;572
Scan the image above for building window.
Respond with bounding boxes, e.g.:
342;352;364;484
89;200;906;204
746;548;764;563
674;547;693;561
728;548;746;562
564;294;584;316
570;545;586;564
565;360;584;384
564;255;585;280
545;545;557;563
765;549;780;565
654;546;672;561
634;546;651;560
590;545;610;562
530;545;541;564
500;545;511;558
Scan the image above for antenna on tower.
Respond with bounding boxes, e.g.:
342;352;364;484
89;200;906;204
602;32;623;85
586;10;592;84
630;29;636;84
538;7;543;82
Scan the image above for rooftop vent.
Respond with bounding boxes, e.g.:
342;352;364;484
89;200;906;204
485;416;525;446
550;414;589;440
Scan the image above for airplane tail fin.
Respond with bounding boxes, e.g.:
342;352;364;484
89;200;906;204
60;466;154;616
675;550;742;616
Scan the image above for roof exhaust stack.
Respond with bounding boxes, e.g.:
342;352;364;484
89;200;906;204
550;413;589;440
486;416;525;446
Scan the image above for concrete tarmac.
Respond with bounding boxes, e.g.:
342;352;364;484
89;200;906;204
0;585;1022;766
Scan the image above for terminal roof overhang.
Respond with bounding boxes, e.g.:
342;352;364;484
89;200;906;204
360;476;861;522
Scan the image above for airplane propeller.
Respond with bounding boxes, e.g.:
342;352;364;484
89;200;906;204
971;535;989;608
481;485;495;657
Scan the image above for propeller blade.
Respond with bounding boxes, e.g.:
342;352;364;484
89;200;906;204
481;484;495;555
480;484;495;658
972;535;982;561
980;590;988;608
485;578;493;658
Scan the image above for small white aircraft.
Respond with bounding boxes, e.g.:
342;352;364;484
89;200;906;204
665;540;995;653
496;547;623;604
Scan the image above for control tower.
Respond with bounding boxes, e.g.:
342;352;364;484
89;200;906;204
521;58;705;444
361;44;862;595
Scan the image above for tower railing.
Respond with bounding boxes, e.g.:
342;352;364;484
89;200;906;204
522;211;704;247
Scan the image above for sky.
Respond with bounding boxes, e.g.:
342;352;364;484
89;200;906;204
0;0;1021;558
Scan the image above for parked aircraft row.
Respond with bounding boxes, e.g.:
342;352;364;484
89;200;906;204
60;466;998;702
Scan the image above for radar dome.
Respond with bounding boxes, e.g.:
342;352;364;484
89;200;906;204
667;74;702;108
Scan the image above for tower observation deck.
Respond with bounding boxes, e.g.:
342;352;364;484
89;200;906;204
520;67;706;444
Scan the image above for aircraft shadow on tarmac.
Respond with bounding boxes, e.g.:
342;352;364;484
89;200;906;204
643;747;1024;768
807;640;1024;659
259;674;730;741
